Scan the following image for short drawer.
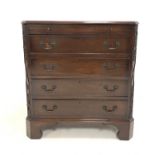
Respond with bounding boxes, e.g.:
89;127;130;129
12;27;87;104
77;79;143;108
32;99;128;119
109;24;136;33
28;35;132;53
31;79;128;99
25;24;109;34
30;58;129;78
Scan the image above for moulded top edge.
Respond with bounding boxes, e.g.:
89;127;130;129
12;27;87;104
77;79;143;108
22;20;138;25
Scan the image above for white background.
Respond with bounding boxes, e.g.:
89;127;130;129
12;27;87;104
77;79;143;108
0;0;154;154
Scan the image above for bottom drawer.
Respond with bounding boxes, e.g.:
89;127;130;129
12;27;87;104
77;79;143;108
32;100;128;119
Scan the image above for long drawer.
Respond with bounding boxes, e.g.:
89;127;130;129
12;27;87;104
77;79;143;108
24;23;135;35
32;99;128;119
31;79;128;99
28;35;132;53
29;58;129;77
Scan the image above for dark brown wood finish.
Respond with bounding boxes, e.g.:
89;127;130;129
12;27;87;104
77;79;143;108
28;34;132;53
22;21;138;140
31;79;128;99
30;57;130;77
32;99;128;119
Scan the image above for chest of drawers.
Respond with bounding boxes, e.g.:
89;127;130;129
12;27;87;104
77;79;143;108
22;21;138;140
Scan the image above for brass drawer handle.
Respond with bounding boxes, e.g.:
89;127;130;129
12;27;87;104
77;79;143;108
40;41;56;50
41;85;56;92
103;85;118;91
42;105;58;112
103;40;120;50
42;64;58;71
102;62;120;70
102;105;117;112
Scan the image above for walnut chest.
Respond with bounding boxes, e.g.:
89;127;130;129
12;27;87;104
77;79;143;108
22;21;138;140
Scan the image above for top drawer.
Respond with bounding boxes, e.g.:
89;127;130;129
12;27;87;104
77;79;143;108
23;24;136;35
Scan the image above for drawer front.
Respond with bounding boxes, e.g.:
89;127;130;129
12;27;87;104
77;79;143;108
25;24;109;34
31;79;128;99
25;24;135;35
29;35;131;53
32;99;128;119
30;58;129;77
